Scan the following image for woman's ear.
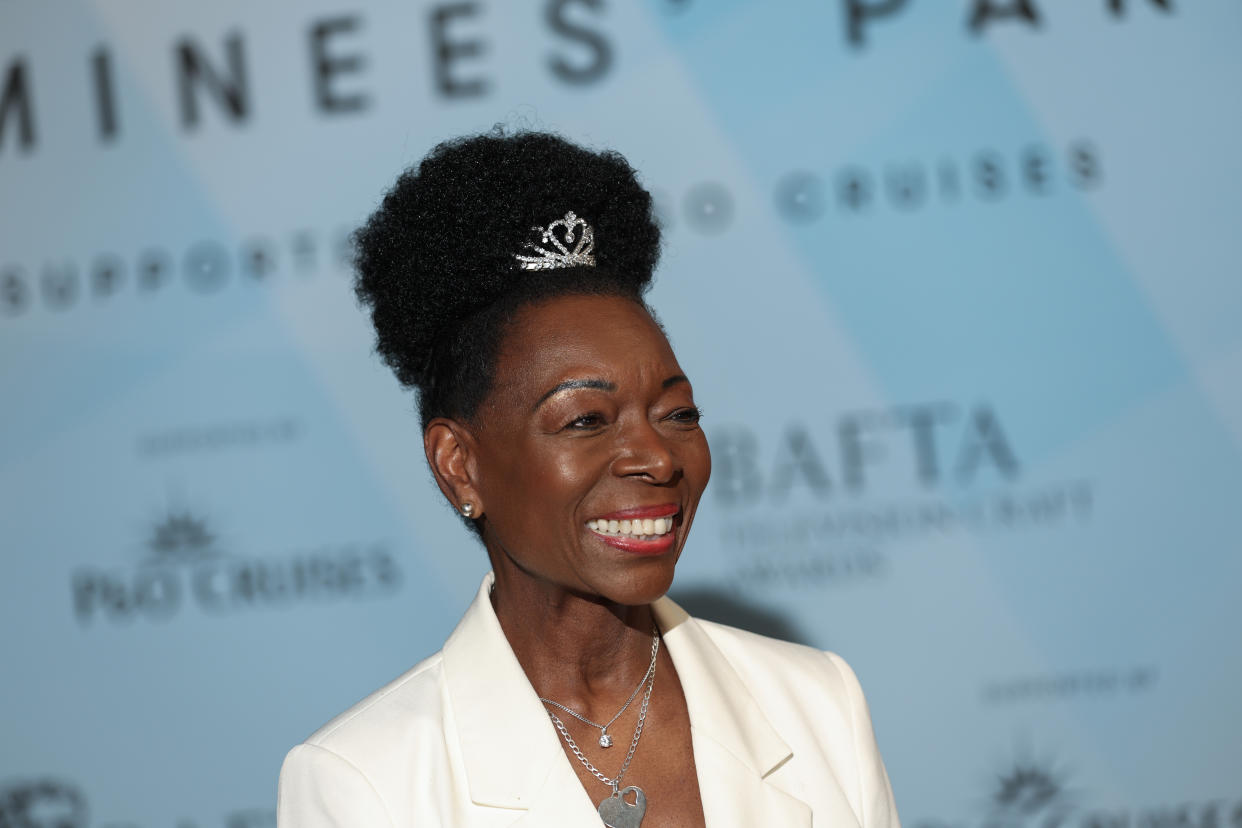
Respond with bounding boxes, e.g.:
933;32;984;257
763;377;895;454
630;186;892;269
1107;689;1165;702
424;418;485;519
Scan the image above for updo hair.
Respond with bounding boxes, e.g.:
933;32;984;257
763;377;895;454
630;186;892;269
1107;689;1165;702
352;129;661;430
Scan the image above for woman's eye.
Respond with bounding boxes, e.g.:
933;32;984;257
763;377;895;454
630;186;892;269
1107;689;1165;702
669;406;703;425
567;413;606;430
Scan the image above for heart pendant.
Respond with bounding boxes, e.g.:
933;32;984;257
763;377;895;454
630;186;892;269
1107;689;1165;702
597;785;646;828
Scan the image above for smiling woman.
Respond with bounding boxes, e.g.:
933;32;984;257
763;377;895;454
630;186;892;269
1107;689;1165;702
450;293;710;610
276;129;901;828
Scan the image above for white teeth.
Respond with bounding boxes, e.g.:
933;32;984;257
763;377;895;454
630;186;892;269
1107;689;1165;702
588;514;677;538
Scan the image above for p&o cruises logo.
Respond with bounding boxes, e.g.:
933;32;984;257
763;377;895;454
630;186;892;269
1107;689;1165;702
70;506;401;625
914;754;1242;828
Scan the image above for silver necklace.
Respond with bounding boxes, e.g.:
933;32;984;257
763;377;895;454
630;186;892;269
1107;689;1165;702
538;629;659;748
542;629;659;828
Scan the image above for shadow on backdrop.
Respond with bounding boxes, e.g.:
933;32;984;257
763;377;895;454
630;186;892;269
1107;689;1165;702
668;586;807;646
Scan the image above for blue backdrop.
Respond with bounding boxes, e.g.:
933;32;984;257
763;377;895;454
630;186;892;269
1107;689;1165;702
2;1;1240;826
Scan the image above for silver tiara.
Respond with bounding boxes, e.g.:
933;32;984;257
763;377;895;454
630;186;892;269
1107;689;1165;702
514;211;596;270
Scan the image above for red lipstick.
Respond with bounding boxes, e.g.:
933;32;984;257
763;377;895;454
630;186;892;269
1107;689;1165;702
586;503;680;556
592;503;679;521
594;531;676;556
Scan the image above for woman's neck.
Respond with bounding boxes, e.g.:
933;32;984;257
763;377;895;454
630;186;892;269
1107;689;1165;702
487;559;659;710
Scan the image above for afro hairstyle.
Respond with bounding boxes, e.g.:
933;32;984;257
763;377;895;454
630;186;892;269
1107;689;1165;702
352;129;662;432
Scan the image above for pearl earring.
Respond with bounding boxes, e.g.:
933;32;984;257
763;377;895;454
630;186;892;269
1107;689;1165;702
461;502;475;518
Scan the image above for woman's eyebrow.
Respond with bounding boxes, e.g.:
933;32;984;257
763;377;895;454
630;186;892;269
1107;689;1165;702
663;374;689;389
532;378;616;411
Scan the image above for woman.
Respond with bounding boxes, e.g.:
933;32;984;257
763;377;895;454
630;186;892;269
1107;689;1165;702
277;130;899;828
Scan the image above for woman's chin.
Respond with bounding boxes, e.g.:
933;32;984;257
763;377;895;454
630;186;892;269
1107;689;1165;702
599;560;679;607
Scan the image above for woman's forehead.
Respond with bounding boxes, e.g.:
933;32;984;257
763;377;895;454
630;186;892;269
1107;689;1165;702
491;295;682;401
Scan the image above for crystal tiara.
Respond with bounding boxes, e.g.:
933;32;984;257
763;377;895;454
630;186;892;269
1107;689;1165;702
514;211;596;270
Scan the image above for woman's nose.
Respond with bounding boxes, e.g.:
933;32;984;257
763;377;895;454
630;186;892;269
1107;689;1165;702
612;420;677;484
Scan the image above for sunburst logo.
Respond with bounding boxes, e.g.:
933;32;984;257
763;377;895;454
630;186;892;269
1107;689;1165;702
992;763;1064;815
144;510;218;564
982;755;1077;828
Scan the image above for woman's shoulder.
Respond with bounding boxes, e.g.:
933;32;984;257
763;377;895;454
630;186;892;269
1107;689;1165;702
298;649;449;762
675;609;866;701
278;649;465;825
671;608;882;750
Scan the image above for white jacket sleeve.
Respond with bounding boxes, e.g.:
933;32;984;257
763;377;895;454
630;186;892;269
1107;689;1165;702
825;652;901;828
277;742;396;828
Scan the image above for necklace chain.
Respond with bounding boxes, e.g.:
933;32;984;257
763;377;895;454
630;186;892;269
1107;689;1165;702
542;627;659;793
538;630;659;745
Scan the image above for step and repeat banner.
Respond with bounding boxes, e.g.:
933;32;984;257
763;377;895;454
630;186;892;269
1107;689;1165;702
2;1;1240;825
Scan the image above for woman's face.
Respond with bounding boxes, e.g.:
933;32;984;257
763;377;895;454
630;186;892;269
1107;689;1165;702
466;293;711;606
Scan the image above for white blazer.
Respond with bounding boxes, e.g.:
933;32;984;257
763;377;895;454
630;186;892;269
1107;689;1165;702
278;573;901;827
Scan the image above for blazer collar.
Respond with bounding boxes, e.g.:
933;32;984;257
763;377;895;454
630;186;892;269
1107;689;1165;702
649;595;792;778
441;573;810;825
652;596;811;826
440;572;580;811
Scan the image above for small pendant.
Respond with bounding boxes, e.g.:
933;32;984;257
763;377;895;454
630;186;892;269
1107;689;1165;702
598;786;646;828
598;730;613;748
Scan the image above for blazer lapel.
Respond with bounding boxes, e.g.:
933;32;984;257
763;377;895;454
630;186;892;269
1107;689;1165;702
653;597;813;827
505;760;605;827
441;573;605;825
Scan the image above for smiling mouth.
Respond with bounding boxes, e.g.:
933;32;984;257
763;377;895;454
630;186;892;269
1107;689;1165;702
586;514;677;541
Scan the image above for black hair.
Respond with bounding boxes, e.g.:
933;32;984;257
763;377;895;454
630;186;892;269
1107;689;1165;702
353;129;661;433
353;131;662;538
